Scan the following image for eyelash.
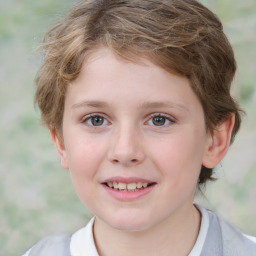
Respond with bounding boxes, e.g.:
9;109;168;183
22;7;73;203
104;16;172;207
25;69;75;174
81;113;175;127
81;113;110;127
146;113;175;127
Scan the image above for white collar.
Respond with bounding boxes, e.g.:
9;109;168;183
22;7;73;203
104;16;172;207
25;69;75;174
188;205;210;256
70;205;210;256
70;217;98;256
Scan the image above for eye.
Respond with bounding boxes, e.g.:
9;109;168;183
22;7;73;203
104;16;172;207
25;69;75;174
83;114;109;126
147;114;173;127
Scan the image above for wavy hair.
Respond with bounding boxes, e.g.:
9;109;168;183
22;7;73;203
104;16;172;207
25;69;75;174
35;0;243;185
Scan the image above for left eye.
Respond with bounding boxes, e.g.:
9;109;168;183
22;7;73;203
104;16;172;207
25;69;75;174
83;115;109;126
147;115;172;126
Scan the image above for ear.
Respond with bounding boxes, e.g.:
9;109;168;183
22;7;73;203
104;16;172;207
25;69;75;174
202;114;235;169
50;129;69;169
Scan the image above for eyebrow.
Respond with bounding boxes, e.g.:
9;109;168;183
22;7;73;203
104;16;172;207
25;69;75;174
72;100;189;112
140;101;189;113
72;100;109;109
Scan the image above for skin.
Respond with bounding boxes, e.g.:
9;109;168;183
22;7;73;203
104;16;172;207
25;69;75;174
52;47;234;256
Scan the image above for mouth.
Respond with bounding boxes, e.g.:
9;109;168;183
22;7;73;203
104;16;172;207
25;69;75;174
101;177;157;200
103;181;156;192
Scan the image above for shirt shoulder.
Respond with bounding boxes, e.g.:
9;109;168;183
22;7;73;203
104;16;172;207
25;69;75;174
22;233;71;256
206;209;256;256
70;217;99;256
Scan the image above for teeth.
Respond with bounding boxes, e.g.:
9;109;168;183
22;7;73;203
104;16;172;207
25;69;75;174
118;182;127;190
107;182;113;188
142;182;148;188
127;183;137;190
136;182;143;189
113;182;118;189
106;181;149;191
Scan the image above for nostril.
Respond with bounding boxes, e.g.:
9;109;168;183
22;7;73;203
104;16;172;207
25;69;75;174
131;159;137;162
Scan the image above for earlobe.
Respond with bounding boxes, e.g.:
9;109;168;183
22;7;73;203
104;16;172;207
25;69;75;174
202;114;235;169
50;129;69;169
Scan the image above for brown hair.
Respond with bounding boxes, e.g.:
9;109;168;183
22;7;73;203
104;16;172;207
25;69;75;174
35;0;243;185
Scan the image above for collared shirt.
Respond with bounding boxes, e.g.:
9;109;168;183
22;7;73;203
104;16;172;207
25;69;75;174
22;205;256;256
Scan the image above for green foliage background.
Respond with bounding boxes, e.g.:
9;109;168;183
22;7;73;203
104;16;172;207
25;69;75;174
0;0;255;255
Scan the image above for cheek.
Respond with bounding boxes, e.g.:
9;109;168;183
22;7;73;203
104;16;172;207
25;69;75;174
65;137;106;181
65;138;106;206
150;132;204;180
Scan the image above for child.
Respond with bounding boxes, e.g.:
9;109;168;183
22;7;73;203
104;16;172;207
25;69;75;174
23;0;256;255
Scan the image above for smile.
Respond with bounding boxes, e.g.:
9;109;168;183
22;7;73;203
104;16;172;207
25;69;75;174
106;181;150;191
101;177;156;201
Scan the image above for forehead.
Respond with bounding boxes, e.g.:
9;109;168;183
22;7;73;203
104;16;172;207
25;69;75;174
67;47;203;116
74;47;188;91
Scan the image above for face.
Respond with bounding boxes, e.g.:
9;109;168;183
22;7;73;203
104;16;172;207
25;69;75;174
53;47;213;231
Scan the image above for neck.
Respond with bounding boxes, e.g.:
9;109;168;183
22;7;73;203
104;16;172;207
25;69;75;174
93;204;201;256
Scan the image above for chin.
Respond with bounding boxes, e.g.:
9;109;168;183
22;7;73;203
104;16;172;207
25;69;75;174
105;213;154;232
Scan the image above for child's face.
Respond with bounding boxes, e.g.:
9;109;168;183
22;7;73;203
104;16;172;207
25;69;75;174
53;47;212;231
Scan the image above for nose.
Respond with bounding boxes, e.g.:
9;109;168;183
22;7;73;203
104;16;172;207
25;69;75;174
108;124;145;167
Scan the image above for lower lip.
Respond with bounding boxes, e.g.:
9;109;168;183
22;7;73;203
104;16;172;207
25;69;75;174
102;184;156;201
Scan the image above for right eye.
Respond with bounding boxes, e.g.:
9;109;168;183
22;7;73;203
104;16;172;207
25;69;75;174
82;115;109;127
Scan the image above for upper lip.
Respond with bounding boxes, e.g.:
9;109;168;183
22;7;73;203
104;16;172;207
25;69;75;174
102;176;156;184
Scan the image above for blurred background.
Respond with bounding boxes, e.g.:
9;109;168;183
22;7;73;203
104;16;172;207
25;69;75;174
0;0;255;255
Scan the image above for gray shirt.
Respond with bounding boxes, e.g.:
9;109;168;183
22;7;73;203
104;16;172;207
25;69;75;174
25;207;256;256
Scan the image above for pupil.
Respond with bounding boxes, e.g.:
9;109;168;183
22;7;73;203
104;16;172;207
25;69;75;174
153;116;165;126
92;116;104;126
